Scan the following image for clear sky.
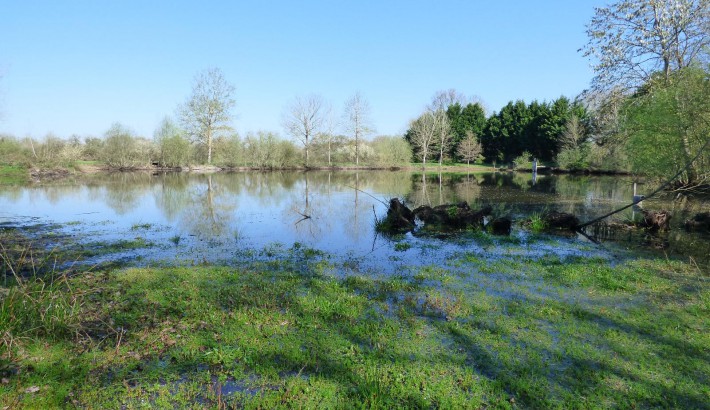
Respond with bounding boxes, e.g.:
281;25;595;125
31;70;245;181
0;0;607;139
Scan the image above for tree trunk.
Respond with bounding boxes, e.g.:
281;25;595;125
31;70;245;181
355;131;359;166
206;130;212;165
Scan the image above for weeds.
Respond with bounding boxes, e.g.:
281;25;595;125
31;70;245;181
526;212;548;233
130;223;153;231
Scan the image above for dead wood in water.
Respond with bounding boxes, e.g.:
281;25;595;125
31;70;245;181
412;203;492;229
378;198;493;234
543;211;580;230
381;198;416;232
685;212;710;232
641;210;671;231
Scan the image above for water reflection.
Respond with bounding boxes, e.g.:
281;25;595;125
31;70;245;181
0;171;707;265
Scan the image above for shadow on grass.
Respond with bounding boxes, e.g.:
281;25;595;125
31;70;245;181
2;245;708;409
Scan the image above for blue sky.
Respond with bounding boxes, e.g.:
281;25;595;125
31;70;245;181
0;1;607;139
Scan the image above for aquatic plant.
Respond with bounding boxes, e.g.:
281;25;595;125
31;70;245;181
527;212;548;232
170;235;181;246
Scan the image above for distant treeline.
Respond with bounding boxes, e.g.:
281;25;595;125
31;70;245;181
0;121;413;170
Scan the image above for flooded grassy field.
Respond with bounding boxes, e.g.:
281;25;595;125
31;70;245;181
1;171;708;408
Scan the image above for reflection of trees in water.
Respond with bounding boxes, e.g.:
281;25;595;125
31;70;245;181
218;172;297;208
29;185;85;206
344;172;382;242
179;174;239;239
102;172;154;215
282;171;415;243
153;173;191;222
554;176;636;218
150;173;240;239
0;186;23;202
287;172;329;240
407;173;485;208
477;172;537;190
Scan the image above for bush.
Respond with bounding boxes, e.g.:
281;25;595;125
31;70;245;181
101;123;151;168
371;136;413;166
154;118;191;167
512;151;533;170
212;134;243;167
0;135;30;165
556;144;590;171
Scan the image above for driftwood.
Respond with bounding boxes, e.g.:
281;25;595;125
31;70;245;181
684;212;710;232
382;198;416;232
412;202;492;229
379;199;493;233
543;211;579;230
641;210;671;231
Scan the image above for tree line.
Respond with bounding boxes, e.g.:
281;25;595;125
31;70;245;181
0;125;413;170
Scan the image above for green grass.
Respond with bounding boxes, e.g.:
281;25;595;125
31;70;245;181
130;223;153;231
0;165;29;185
1;245;708;408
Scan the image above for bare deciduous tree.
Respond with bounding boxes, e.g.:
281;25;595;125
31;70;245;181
179;68;235;165
559;114;586;150
408;111;439;168
342;92;374;166
434;110;452;168
583;0;710;93
456;130;483;166
428;89;469;112
282;94;330;167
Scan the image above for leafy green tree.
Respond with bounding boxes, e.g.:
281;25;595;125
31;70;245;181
622;67;710;187
244;131;288;169
446;103;487;161
482;100;531;163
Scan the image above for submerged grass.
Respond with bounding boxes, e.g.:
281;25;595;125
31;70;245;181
0;240;708;408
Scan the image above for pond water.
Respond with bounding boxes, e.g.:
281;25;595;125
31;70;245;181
1;171;708;272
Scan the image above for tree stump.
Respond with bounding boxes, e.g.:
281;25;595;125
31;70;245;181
382;198;415;232
641;210;671;231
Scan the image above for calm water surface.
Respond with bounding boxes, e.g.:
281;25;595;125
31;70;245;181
1;171;708;271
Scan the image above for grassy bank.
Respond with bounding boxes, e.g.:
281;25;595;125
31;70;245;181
1;242;707;409
0;165;29;185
